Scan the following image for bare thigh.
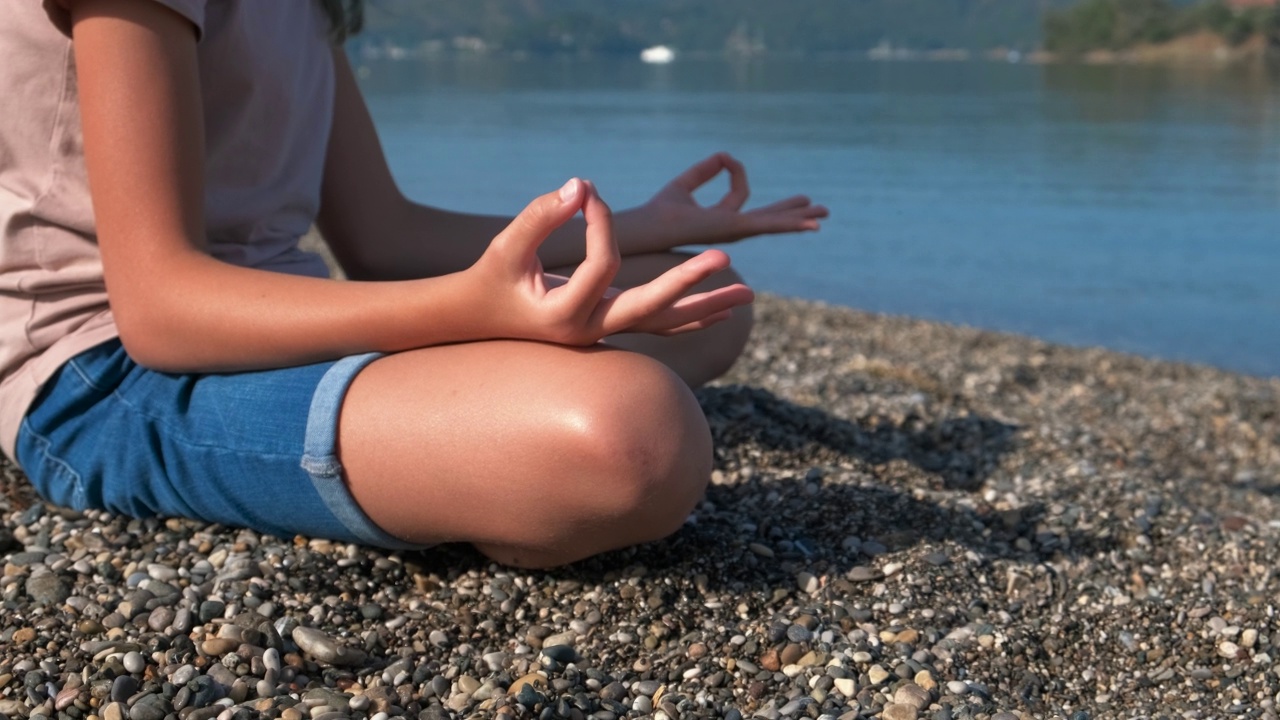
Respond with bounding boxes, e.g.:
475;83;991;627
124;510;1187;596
337;339;712;568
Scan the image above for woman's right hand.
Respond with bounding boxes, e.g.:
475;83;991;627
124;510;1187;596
467;178;754;346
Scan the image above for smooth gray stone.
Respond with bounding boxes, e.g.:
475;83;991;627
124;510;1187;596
198;601;226;623
171;665;197;686
25;574;70;606
633;680;660;697
262;648;282;673
122;651;146;674
110;675;139;703
128;694;169;720
147;607;175;632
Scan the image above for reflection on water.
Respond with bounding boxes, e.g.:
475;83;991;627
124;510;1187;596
357;56;1280;377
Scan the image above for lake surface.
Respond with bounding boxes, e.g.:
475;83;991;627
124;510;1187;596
356;57;1280;378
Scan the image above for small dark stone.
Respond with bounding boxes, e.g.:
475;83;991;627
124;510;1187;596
127;694;169;720
786;625;814;643
541;645;578;664
428;675;450;699
516;685;544;709
198;601;226;623
110;676;139;703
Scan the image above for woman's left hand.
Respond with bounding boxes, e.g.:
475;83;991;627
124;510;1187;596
621;152;829;253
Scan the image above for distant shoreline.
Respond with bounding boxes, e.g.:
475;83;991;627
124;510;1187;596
352;33;1278;67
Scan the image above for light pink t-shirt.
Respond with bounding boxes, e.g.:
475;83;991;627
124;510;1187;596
0;0;336;460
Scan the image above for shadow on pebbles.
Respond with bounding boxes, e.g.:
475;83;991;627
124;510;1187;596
1;294;1279;720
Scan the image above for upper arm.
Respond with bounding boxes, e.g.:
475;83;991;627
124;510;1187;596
70;0;206;331
316;51;410;278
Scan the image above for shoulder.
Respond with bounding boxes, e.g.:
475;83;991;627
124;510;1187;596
43;0;207;37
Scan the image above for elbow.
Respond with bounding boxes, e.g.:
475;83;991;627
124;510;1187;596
112;304;195;373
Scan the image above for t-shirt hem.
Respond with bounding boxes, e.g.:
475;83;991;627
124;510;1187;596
1;321;121;464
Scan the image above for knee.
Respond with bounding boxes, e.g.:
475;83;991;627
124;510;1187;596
572;354;712;540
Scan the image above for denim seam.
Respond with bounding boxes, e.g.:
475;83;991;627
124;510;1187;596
64;355;111;393
19;417;86;508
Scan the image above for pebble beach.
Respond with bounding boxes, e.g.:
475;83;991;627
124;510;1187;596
1;294;1279;720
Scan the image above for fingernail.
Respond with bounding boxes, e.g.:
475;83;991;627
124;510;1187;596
559;178;580;203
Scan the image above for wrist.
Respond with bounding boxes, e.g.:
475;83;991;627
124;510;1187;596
613;204;674;257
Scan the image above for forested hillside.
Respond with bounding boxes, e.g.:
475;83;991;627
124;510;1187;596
1044;0;1279;54
359;0;1072;55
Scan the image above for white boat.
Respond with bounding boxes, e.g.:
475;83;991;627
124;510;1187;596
640;45;675;64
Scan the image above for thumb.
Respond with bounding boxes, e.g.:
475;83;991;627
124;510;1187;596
491;178;584;264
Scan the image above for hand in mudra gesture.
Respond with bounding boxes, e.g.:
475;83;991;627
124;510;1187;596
469;178;754;346
641;152;829;248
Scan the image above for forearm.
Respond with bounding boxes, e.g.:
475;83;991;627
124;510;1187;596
338;200;664;281
113;249;476;373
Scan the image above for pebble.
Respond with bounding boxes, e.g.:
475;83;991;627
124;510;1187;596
122;650;146;674
24;574;70;606
847;566;880;582
292;626;366;666
633;679;661;697
882;705;919;720
110;676;139;703
787;624;814;643
893;683;931;711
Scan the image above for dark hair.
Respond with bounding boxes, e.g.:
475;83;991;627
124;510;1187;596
319;0;364;42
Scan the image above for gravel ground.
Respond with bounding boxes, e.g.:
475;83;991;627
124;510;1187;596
1;293;1278;720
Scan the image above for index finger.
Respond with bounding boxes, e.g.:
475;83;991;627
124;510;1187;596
667;152;732;193
714;153;749;212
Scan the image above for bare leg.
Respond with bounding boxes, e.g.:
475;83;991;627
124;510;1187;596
548;251;754;387
337;340;712;568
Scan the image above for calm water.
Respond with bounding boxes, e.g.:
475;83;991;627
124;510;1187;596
356;57;1280;377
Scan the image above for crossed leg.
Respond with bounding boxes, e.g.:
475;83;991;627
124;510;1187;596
336;252;752;568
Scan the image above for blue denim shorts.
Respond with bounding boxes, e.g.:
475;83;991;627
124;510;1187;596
15;339;428;550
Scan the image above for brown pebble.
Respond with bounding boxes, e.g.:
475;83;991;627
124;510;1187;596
200;638;238;656
12;627;35;644
509;672;548;693
780;643;804;666
895;628;920;645
688;642;707;660
281;708;303;720
882;703;919;720
759;648;781;672
914;670;937;691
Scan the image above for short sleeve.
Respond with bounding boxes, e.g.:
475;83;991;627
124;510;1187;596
43;0;206;39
